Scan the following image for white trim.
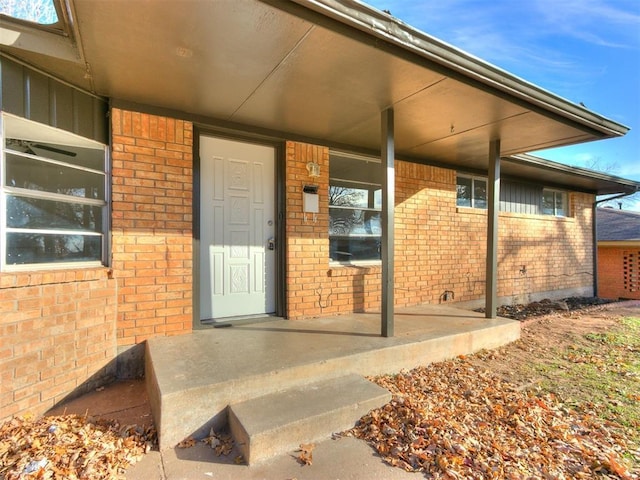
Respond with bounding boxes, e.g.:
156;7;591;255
7;227;103;236
6;148;106;175
4;260;103;272
1;113;108;271
2;112;105;149
5;186;106;206
0;114;5;268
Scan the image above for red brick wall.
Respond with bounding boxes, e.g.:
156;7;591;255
284;141;332;319
598;246;640;300
111;109;194;345
284;141;595;318
455;191;594;305
0;269;116;421
0;108;194;423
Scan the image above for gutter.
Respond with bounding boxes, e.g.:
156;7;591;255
508;153;640;194
291;0;630;138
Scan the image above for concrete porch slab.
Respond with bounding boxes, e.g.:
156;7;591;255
146;304;520;449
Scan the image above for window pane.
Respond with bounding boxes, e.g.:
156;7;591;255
330;237;381;262
373;189;382;209
555;193;566;217
542;190;555;215
6;153;105;199
0;0;58;24
474;179;487;209
329;152;382;263
6;139;105;171
6;232;101;265
7;195;102;231
329;208;381;236
456;177;472;207
329;186;368;208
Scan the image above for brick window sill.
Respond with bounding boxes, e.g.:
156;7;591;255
0;267;113;289
456;206;575;222
327;263;382;277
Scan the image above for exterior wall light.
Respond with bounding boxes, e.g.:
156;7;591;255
306;161;320;177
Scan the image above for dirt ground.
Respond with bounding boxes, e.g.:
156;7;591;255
471;299;639;385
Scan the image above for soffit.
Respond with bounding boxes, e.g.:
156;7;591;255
0;0;632;193
503;155;640;195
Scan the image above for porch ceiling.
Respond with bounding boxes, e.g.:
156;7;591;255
1;0;635;193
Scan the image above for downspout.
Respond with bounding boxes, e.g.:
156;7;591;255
592;189;639;297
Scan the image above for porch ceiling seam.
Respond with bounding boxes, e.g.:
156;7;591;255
229;24;317;121
290;0;629;138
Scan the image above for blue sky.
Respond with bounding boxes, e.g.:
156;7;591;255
366;0;640;210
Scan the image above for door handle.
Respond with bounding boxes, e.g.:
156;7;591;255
267;238;276;250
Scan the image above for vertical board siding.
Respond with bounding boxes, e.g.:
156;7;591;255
0;57;107;144
500;180;541;215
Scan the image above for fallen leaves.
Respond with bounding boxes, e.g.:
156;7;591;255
0;413;155;479
296;443;315;466
177;428;240;462
347;357;639;479
201;428;234;457
476;297;614;321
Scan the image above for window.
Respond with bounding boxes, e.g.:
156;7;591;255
329;152;381;262
1;113;108;269
0;0;60;26
542;189;567;217
456;175;487;209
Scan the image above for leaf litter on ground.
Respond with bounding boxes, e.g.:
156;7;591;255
0;413;155;479
347;354;639;479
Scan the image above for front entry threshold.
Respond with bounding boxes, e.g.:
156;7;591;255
198;314;281;329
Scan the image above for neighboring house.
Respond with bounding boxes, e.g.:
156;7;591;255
1;0;639;423
597;207;640;300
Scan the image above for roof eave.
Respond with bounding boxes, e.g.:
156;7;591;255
291;0;630;138
507;154;640;195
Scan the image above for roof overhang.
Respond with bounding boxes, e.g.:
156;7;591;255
503;155;640;195
0;0;634;194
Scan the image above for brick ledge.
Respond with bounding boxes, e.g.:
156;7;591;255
0;267;112;289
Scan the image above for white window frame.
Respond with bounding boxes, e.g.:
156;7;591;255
0;112;108;271
456;174;487;209
542;188;568;217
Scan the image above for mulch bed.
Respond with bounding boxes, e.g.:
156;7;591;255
475;297;615;321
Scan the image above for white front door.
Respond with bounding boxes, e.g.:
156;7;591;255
199;136;276;320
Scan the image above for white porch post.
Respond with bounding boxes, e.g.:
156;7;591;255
381;108;395;337
485;139;501;318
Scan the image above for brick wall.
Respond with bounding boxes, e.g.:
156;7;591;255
0;269;116;421
598;246;640;300
284;141;332;319
111;109;194;345
455;191;594;305
284;141;595;318
0;108;194;423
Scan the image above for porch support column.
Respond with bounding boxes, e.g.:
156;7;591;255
485;139;501;318
381;108;395;337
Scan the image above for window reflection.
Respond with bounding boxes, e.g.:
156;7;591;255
329;153;381;262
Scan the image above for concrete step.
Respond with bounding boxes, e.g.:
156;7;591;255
228;374;391;465
146;308;520;449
